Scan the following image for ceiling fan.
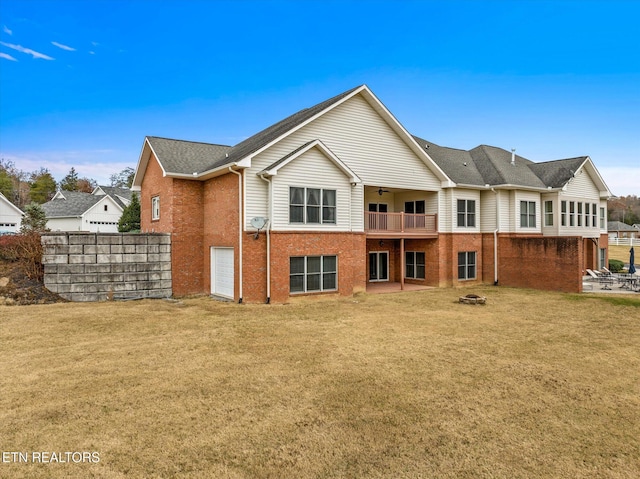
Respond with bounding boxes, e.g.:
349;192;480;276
377;188;390;196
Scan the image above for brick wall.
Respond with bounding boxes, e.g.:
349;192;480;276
497;235;583;292
269;232;366;303
42;232;171;301
437;233;485;287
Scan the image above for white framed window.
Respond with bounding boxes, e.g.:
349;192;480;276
599;248;607;270
592;203;597;227
570;201;575;227
544;201;553;226
520;201;536;228
151;196;160;220
577;202;583;226
405;252;425;279
561;200;567;226
456;199;476;227
458;252;476;280
585;203;590;227
289;187;336;224
600;207;605;229
290;255;337;293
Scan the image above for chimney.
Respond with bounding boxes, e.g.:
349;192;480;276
511;149;516;166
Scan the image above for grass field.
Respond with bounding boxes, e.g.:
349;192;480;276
609;245;636;264
1;287;639;478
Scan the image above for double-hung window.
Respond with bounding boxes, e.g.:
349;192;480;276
290;255;337;293
456;199;476;227
577;202;583;226
561;201;567;226
520;201;536;228
151;196;160;220
458;252;476;280
569;202;575;226
290;187;336;224
592;203;597;227
405;252;425;279
544;201;553;227
599;207;605;229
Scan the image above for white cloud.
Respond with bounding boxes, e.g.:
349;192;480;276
0;52;17;61
0;41;54;60
599;167;640;197
51;41;75;51
3;25;12;35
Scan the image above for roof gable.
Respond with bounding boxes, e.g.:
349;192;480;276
42;191;104;218
258;140;361;183
0;192;24;215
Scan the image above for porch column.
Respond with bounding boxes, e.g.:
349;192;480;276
400;238;405;290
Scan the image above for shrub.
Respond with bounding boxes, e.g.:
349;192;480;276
609;259;624;273
3;232;44;281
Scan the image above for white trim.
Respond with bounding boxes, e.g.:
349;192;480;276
0;192;24;215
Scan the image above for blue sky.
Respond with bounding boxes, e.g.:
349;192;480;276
1;0;638;195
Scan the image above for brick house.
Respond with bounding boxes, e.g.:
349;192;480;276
132;85;612;302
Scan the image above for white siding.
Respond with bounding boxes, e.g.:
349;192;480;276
270;147;353;231
541;194;559;236
245;93;442;230
564;168;600;198
480;190;497;233
0;196;22;233
438;189;453;232
47;217;83;231
554;168;603;238
84;197;123;233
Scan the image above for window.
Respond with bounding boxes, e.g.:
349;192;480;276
104;204;108;212
577;202;583;226
599;207;605;229
585;203;590;227
405;252;425;279
456;199;476;227
289;187;336;224
151;196;160;220
592;203;597;227
599;248;607;270
569;202;575;226
405;200;426;214
561;201;567;226
544;201;553;226
520;201;536;228
458;252;476;280
290;255;337;293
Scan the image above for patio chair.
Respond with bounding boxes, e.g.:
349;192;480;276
586;269;614;290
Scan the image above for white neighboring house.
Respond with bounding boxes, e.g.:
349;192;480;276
0;191;24;234
41;187;131;232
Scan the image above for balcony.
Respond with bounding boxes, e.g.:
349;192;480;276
365;212;438;238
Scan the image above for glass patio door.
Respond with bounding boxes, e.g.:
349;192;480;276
369;251;389;282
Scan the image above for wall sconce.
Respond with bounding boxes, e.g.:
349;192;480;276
379;240;384;247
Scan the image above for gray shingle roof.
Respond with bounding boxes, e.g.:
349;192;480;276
95;186;134;208
42;191;103;217
146;137;232;175
149;85;363;175
608;221;638;232
415;136;588;189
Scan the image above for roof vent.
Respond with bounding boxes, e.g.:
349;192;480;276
511;149;516;166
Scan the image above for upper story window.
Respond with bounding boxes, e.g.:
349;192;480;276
592;203;597;227
561;201;567;226
577;202;583;227
520;201;536;228
104;204;108;212
152;196;160;221
456;199;476;227
405;200;425;214
600;207;605;229
290;187;336;224
544;201;553;226
569;201;575;226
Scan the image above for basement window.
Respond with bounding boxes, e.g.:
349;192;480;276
290;255;337;293
405;252;425;279
458;252;476;280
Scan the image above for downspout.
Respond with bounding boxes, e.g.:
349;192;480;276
229;167;243;303
259;174;272;304
491;188;499;285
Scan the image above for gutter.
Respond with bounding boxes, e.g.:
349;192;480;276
491;188;499;285
228;167;243;303
258;174;272;304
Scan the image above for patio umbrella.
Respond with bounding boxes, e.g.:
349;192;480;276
629;247;636;275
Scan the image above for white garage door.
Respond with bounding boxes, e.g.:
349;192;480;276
211;247;234;299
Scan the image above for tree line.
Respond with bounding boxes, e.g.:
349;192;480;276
0;159;135;209
607;195;640;226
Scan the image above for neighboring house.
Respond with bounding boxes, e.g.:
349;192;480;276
92;185;133;208
132;85;612;302
0;191;23;233
607;221;638;239
41;188;129;232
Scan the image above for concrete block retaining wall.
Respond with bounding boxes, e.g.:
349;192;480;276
42;232;172;301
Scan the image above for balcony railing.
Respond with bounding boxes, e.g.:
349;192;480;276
365;212;437;235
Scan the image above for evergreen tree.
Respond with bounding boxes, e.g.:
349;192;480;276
29;169;57;204
0;169;13;199
60;167;79;191
20;203;49;232
118;192;141;232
